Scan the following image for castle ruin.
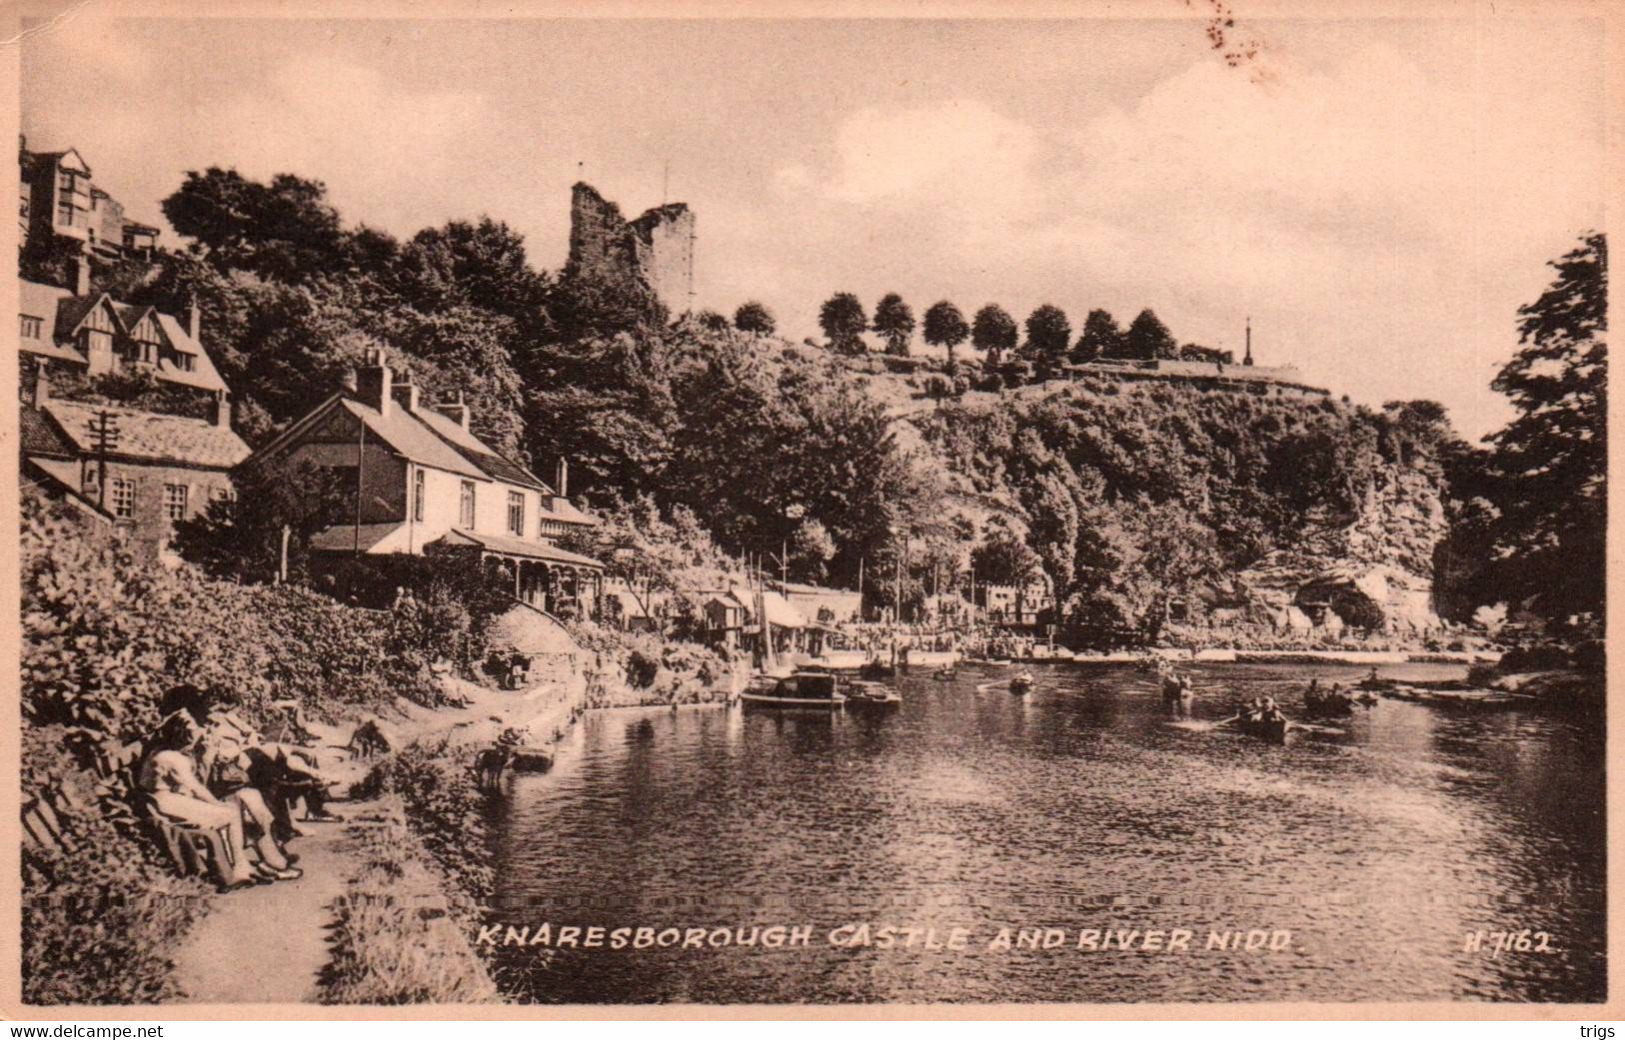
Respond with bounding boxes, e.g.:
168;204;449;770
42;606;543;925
567;182;694;317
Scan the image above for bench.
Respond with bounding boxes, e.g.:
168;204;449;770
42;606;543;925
98;739;241;889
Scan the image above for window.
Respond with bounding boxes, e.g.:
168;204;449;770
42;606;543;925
19;315;41;339
507;491;525;537
412;468;425;523
459;481;476;529
57;198;74;226
174;353;196;372
110;477;135;519
58;170;76;193
164;483;189;521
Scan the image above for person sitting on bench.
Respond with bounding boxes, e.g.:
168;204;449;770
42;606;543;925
139;712;296;887
160;685;335;851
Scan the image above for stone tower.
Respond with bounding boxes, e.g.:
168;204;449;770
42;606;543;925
567;182;694;317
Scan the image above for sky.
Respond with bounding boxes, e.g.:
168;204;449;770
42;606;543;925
21;13;1607;438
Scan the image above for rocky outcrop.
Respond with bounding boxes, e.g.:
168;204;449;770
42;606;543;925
1233;468;1448;637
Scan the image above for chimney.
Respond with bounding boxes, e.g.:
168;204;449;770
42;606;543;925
354;348;393;416
72;256;90;296
186;299;201;340
437;390;470;429
211;389;232;429
553;457;569;499
32;363;50;407
390;381;421;413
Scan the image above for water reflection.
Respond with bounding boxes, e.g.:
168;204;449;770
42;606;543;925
492;663;1604;1004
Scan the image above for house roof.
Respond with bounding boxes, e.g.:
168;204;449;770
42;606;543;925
18;280;231;393
309;522;413;554
19;279;73;322
435;529;604;570
19;402;75;458
43;400;251;470
413;406;547;491
337;398;488;480
730;587;808;629
151;313;228;392
539;495;599;527
21;459;115;525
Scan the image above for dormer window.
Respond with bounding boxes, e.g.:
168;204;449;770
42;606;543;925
174;353;196;372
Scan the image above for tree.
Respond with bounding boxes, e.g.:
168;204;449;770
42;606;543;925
172;459;351;583
970;529;1041;587
161;168;345;282
789;519;837;582
694;309;731;332
923;300;970;373
1074;309;1124;363
1124;308;1179;360
1484;231;1607;625
819;292;869;356
733;301;776;336
972;304;1019;367
1023;304;1072;381
393;218;552;339
873;293;916;357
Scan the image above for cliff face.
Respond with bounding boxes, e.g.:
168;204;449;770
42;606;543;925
892;374;1456;644
1230;467;1449;638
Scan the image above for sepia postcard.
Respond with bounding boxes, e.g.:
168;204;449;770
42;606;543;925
1;0;1619;1020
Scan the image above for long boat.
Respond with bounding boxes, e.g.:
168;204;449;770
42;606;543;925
739;671;847;709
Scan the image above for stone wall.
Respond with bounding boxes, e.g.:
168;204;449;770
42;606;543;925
568;182;693;316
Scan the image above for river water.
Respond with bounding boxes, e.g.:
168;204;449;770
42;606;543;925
489;662;1605;1004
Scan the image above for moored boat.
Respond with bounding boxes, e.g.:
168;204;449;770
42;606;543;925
739;671;847;709
1009;670;1035;694
844;680;902;710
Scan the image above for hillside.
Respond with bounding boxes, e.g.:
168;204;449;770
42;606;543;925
886;372;1463;647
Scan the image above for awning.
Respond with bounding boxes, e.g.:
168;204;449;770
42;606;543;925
436;529;604;570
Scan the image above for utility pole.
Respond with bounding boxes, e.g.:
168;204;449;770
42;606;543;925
895;532;908;625
85;410;120;510
354;420;366;554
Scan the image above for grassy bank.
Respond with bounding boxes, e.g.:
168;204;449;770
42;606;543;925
317;742;506;1004
19;496;470;1004
317;797;502;1005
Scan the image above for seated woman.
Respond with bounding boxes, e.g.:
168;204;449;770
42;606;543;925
139;712;296;887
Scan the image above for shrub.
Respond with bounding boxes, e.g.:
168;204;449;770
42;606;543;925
22;728;213;1005
626;650;660;689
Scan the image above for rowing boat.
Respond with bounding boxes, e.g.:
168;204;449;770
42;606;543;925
1233;714;1290;744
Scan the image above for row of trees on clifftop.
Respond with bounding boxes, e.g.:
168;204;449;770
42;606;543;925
809;292;1187;372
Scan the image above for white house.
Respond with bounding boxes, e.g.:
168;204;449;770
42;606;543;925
246;350;602;616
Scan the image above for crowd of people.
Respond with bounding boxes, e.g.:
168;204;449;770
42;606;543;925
139;685;345;890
